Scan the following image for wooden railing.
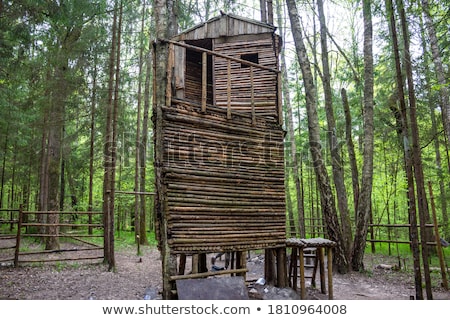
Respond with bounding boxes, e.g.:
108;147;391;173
1;205;104;267
0;208;19;264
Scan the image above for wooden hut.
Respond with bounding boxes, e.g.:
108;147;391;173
153;12;286;299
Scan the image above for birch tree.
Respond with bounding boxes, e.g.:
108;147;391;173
421;0;450;147
351;0;375;272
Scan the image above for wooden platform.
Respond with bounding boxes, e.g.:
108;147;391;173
286;238;336;299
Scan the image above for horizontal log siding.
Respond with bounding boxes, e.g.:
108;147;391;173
161;103;286;253
214;38;278;121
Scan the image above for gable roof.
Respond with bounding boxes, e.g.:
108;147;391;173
172;12;278;41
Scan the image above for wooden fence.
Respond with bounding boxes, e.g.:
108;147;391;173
0;208;19;264
368;220;448;290
0;205;104;266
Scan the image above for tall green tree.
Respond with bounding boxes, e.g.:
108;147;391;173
316;0;352;261
384;0;423;298
103;0;121;270
153;0;178;299
286;0;350;273
351;0;375;272
397;0;433;299
421;0;450;147
276;0;304;237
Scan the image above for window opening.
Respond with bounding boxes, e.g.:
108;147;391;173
241;53;258;68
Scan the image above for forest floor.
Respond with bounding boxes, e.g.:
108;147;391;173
1;241;450;300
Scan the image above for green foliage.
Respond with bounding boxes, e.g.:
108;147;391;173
115;230;158;248
366;242;450;274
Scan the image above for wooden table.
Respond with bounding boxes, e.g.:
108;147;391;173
286;237;336;300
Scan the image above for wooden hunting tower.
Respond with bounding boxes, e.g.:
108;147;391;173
153;12;286;299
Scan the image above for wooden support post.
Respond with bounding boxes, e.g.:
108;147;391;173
327;247;334;299
290;248;298;290
276;247;287;287
250;65;256;126
166;43;174;107
264;249;276;285
178;253;186;275
192;254;199;274
299;248;306;299
14;204;23;267
227;59;232;119
167;254;178;299
231;251;235;271
199;253;207;273
311;250;318;287
236;251;247;279
287;238;336;300
201;51;207;112
318;247;326;294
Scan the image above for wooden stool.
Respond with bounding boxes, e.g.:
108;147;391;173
286;238;336;300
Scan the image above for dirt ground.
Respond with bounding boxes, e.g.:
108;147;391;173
1;243;450;300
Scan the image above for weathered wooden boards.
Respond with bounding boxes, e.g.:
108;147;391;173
155;14;287;299
214;38;279;121
173;13;279;42
159;102;286;253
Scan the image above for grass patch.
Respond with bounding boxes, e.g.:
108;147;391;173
365;242;450;282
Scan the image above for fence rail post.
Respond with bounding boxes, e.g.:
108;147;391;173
14;204;23;267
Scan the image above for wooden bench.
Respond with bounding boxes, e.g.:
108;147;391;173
286;237;336;299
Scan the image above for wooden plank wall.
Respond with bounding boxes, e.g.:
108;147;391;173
178;15;276;41
184;45;213;104
160;101;286;254
214;37;279;121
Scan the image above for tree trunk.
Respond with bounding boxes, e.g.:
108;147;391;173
0;125;8;209
429;95;449;241
44;19;83;249
397;0;433;299
109;0;123;269
351;0;375;272
9;143;16;225
423;54;449;239
341;88;360;215
285;167;297;237
276;0;304;237
153;0;178;299
38;113;49;234
134;1;147;246
421;0;450;147
140;42;153;235
384;0;423;299
317;0;352;260
46;64;64;251
59;131;65;212
88;53;97;235
103;0;119;271
286;0;349;273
